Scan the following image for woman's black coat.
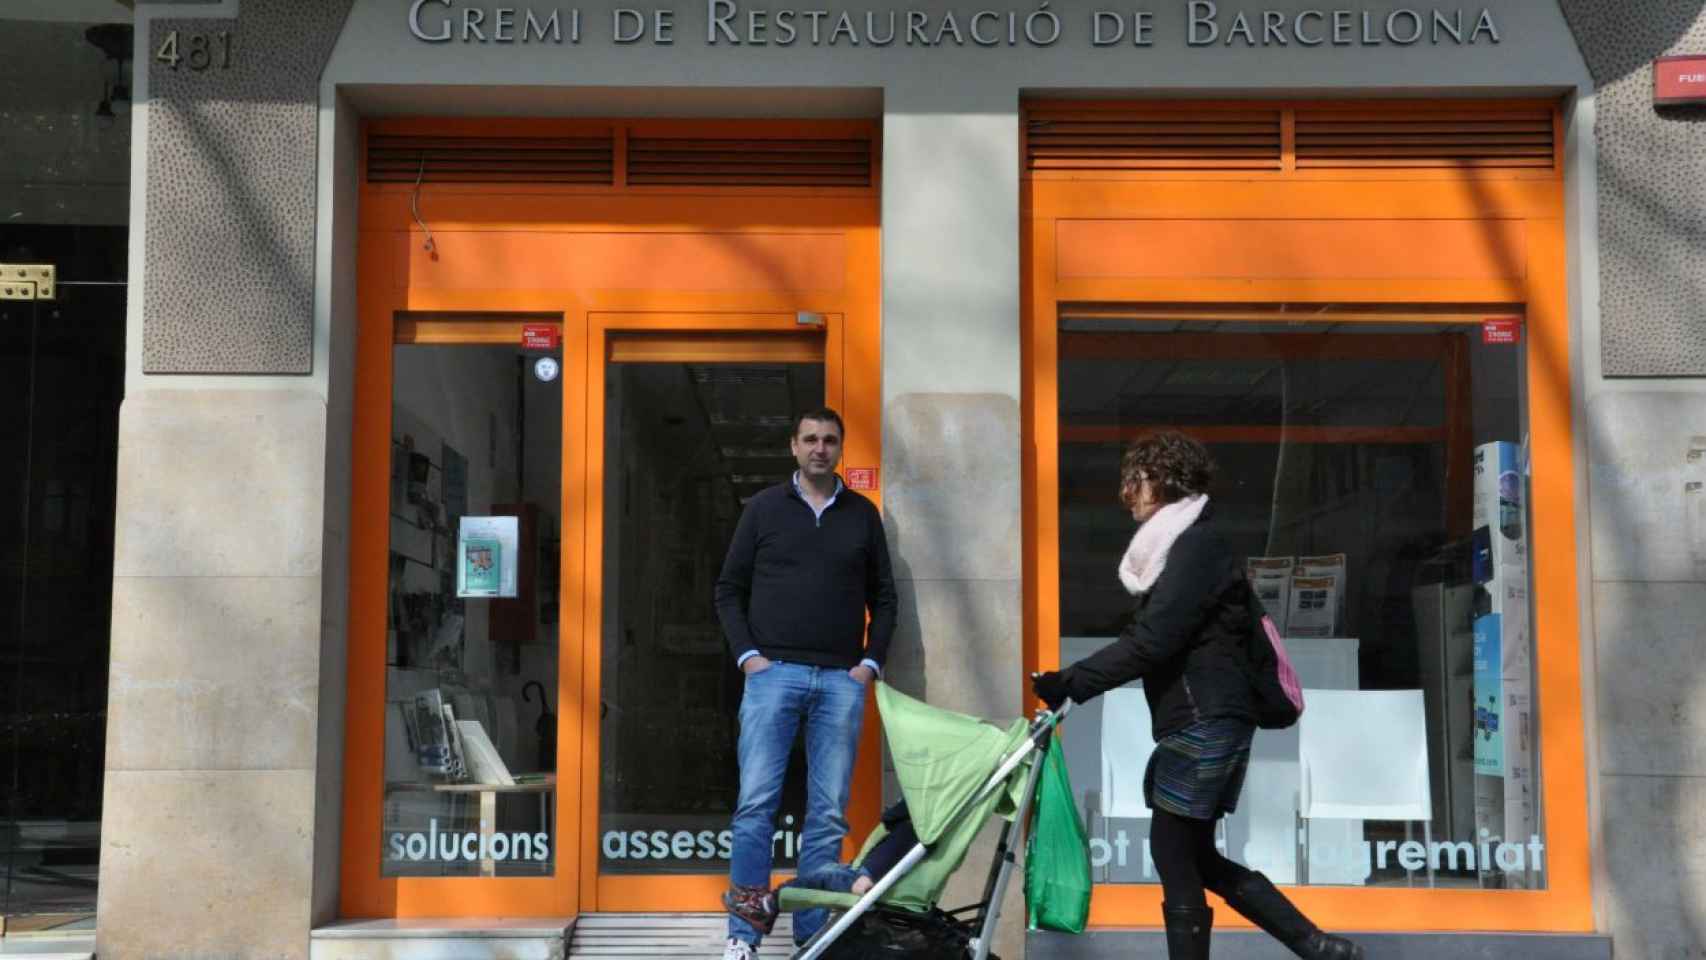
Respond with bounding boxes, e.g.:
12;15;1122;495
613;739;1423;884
1059;512;1258;742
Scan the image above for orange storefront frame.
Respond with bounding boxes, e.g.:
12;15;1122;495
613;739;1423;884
1021;100;1592;933
341;118;883;919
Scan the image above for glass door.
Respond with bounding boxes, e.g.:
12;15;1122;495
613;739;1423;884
1;277;125;927
0;292;35;922
589;318;866;911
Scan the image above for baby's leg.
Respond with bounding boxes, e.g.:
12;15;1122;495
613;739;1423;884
790;864;868;894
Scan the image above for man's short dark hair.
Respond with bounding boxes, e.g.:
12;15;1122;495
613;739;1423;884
793;406;845;439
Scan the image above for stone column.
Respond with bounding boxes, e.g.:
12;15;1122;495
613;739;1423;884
879;84;1026;955
97;2;355;957
1555;4;1706;958
101;390;333;957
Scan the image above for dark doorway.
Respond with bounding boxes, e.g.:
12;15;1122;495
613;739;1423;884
599;344;826;876
0;225;127;923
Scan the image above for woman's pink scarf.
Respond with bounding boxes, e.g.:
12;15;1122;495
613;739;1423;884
1117;494;1209;596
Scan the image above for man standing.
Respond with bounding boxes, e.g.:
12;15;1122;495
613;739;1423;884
715;407;898;959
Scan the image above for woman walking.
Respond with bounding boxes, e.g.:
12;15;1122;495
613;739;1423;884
1031;431;1363;960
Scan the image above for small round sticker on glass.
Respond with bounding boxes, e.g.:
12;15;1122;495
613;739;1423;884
534;356;560;383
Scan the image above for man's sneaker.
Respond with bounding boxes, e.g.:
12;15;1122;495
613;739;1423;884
722;937;758;960
721;884;778;934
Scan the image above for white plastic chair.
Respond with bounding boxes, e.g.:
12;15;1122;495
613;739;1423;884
1297;689;1434;885
1100;686;1235;883
1100;687;1158;820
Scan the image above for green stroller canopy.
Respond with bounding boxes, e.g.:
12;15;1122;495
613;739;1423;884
779;683;1032;914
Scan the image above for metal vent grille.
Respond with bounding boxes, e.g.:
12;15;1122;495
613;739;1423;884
366;134;616;184
626;136;873;187
1026;110;1284;172
1294;108;1556;170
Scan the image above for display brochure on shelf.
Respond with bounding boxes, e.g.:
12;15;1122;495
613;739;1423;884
1472;615;1505;775
442;703;469;781
1286;575;1339;639
1247;557;1295;634
457;515;520;598
1296;553;1348;634
1470;440;1538;886
456;720;516;785
410;689;465;781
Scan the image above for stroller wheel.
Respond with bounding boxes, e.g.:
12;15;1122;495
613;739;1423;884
818;908;1004;960
817;914;934;959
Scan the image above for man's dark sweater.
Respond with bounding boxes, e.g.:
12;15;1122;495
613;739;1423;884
714;478;898;670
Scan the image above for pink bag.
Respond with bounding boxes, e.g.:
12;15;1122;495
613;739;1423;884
1260;614;1306;717
1245;586;1304;730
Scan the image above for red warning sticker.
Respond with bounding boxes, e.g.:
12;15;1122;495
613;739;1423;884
1482;318;1521;345
522;323;561;350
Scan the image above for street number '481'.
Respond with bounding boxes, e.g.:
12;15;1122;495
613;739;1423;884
155;30;232;71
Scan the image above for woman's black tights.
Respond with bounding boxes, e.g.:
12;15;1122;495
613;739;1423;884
1149;808;1254;908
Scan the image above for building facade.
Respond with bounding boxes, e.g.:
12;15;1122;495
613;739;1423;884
5;0;1706;957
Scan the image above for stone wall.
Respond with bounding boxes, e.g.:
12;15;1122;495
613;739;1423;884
1556;3;1706;957
1559;1;1706;378
141;1;352;374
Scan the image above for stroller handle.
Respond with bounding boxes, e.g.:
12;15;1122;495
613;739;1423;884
1027;695;1075;744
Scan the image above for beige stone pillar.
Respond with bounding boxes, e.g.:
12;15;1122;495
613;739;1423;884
97;1;356;956
99;390;336;958
879;86;1027;957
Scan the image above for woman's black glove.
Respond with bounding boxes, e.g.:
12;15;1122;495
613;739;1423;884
1031;670;1071;711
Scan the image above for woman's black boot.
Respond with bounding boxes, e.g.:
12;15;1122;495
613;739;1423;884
1161;902;1213;960
1220;872;1364;960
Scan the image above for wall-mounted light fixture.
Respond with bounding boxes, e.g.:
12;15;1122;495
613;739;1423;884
84;23;133;120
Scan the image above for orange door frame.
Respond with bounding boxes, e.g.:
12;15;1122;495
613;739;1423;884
1022;100;1592;933
341;119;883;919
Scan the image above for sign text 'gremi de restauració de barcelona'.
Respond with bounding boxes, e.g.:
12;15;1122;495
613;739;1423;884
408;0;1504;48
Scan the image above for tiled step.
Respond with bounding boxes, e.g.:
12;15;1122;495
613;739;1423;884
569;914;796;958
311;913;803;960
0;936;95;960
311;918;572;960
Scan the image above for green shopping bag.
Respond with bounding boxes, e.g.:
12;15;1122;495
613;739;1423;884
1024;736;1092;934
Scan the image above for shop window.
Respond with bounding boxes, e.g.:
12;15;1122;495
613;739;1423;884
382;343;561;878
1055;312;1543;891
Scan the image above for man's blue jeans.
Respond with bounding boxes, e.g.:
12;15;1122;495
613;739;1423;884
728;662;866;947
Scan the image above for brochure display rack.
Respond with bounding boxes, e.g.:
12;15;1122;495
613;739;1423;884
1471;441;1540;888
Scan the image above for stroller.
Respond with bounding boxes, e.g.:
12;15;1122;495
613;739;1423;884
780;683;1074;960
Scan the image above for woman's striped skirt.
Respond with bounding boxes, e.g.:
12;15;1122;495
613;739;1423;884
1143;718;1256;820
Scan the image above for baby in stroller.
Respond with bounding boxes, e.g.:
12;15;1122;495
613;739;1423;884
726;800;919;934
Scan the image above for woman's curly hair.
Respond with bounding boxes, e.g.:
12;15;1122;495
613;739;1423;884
1119;431;1217;509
